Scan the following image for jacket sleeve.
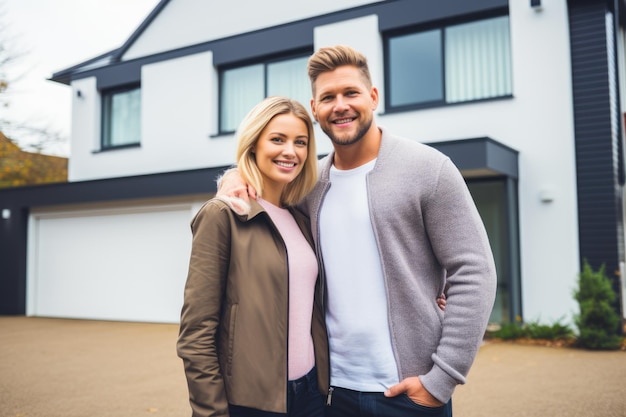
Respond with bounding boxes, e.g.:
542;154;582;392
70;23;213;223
419;158;497;403
177;200;232;417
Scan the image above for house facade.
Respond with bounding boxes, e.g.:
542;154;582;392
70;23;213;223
1;0;625;326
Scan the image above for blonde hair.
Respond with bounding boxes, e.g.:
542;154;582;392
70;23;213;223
235;96;317;206
307;45;372;94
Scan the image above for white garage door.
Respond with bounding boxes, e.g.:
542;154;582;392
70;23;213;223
27;201;202;323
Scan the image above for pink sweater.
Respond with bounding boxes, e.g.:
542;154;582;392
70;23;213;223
259;198;318;380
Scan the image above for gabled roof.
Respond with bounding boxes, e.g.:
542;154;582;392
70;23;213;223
50;0;171;85
50;49;120;85
110;0;171;61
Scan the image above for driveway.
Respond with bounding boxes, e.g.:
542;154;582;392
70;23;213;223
0;316;624;417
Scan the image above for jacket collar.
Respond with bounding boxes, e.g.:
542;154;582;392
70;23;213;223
215;195;266;221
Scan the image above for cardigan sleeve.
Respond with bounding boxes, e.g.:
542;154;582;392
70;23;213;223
177;200;232;417
419;158;498;402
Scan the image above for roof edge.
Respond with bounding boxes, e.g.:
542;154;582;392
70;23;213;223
48;0;170;85
111;0;172;61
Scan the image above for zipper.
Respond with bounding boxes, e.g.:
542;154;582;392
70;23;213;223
326;386;334;406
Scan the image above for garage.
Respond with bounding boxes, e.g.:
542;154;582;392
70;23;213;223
26;201;202;323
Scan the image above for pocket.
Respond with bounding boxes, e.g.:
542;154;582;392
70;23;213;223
399;394;446;416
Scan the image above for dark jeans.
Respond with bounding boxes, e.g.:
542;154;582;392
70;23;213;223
229;367;324;417
325;386;452;417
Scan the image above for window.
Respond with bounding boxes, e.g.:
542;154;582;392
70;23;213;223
102;86;141;149
219;54;311;133
386;15;512;111
467;179;519;324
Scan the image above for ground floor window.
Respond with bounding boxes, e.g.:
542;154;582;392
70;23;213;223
467;178;520;324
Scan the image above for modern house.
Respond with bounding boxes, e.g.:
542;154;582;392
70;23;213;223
1;0;624;326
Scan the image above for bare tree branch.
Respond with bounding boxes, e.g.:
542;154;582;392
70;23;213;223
0;1;67;155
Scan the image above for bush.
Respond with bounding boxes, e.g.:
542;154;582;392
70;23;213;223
525;318;573;340
573;261;622;350
489;322;527;340
487;318;573;341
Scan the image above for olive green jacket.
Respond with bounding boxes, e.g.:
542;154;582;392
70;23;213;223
177;198;329;417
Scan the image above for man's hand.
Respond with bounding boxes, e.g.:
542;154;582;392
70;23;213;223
436;293;447;311
384;376;444;407
216;169;257;202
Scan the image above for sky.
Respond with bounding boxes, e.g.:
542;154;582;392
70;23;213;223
2;0;161;156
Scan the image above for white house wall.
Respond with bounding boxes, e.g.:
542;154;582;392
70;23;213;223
123;0;381;61
69;52;238;181
69;77;100;181
141;52;234;171
26;200;204;323
507;0;579;324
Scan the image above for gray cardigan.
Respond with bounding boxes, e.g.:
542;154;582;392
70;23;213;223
302;127;497;403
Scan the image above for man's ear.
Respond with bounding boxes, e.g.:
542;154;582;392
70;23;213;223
370;86;379;110
310;98;319;122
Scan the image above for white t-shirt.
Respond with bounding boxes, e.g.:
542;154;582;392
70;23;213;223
319;159;399;391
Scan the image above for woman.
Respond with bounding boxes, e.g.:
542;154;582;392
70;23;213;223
177;96;328;417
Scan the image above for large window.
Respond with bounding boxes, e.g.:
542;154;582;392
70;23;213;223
102;86;141;149
386;15;512;111
219;54;311;134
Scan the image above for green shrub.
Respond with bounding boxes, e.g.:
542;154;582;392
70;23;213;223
488;322;527;340
525;318;573;340
573;261;622;350
487;318;574;342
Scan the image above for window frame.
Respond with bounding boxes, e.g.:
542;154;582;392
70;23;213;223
217;50;311;135
383;12;513;114
100;84;142;151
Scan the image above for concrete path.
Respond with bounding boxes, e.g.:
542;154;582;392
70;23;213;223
1;316;624;417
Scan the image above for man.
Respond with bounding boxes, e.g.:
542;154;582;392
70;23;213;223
220;45;497;417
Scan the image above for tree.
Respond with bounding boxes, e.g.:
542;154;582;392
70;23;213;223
0;131;67;188
0;1;67;155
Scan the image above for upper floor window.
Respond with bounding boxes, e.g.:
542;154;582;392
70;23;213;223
219;54;311;134
385;15;512;111
102;85;141;149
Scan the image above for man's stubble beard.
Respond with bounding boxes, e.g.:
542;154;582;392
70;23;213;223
321;117;373;148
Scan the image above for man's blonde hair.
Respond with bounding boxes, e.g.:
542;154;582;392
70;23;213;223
235;96;317;206
307;45;372;94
